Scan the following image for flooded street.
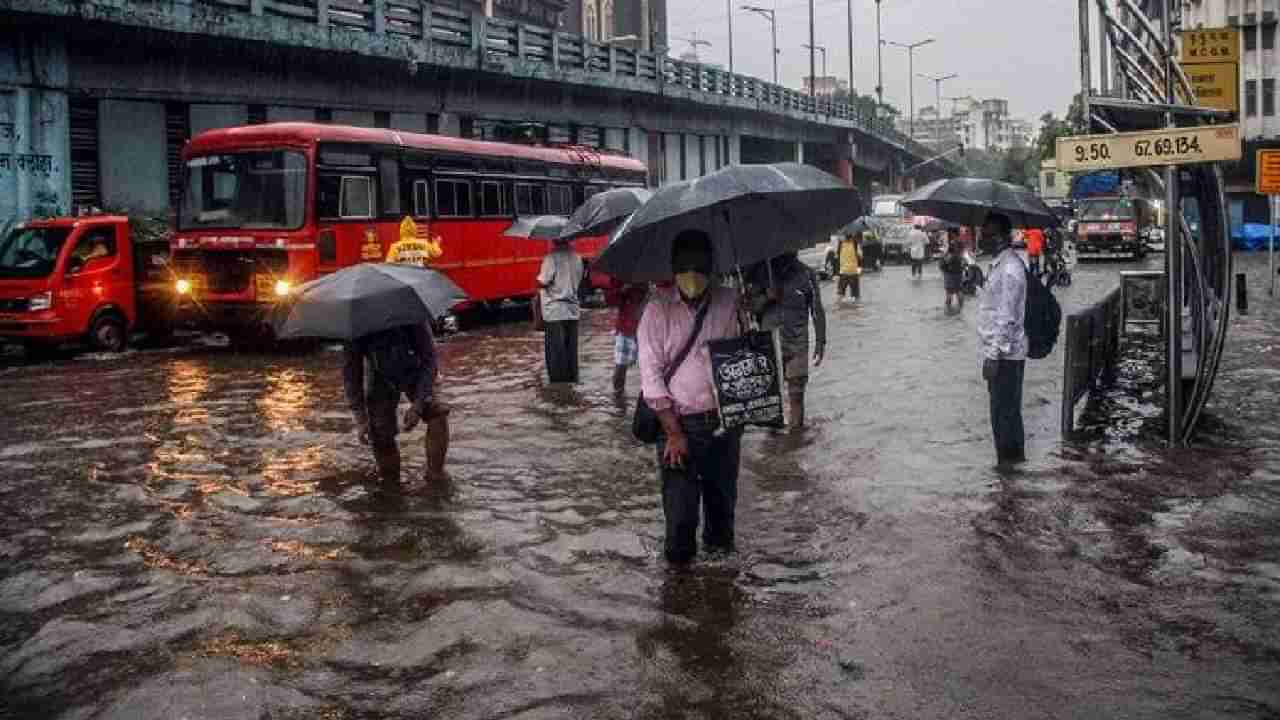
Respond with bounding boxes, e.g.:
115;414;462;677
2;257;1278;719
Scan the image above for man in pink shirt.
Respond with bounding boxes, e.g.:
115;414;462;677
637;229;743;564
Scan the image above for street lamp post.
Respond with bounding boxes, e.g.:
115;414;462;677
919;72;958;147
882;37;934;138
808;0;817;98
802;43;828;94
727;0;734;76
875;0;884;108
846;0;855;97
742;5;778;84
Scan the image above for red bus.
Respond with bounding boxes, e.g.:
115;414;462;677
171;123;647;331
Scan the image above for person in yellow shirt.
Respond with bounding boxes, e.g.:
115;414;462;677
836;232;862;303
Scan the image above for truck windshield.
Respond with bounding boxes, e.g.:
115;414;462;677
1079;199;1135;221
179;151;307;230
872;199;902;217
0;227;72;278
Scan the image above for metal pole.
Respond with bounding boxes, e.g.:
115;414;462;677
908;47;915;138
809;0;817;98
727;0;734;75
875;0;884;108
772;13;778;84
1162;0;1182;446
1271;195;1276;296
1078;0;1091;130
847;0;855;96
936;78;943;147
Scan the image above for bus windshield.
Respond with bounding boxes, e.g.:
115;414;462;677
0;226;72;278
1078;198;1135;221
179;151;307;230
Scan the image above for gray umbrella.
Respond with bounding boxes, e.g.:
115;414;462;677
593;163;862;283
274;263;467;341
901;177;1057;229
504;215;570;241
560;187;653;240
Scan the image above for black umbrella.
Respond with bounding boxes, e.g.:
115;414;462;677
560;187;653;240
901;177;1057;229
274;263;466;341
593;163;862;283
921;218;961;233
838;216;871;235
504;215;570;241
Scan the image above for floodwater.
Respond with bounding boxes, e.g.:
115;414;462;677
1;256;1278;719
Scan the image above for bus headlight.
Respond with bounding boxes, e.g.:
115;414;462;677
274;280;292;297
175;278;192;296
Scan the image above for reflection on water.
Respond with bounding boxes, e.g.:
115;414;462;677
0;259;1277;719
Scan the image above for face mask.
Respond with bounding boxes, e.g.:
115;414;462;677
675;271;710;300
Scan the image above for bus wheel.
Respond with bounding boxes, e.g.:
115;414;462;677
90;313;128;353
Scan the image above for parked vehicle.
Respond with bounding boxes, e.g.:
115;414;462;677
1073;196;1154;260
866;194;914;263
171;123;648;335
0;215;175;355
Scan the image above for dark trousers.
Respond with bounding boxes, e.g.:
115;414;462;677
837;274;861;299
656;414;742;564
911;260;924;276
987;359;1026;462
544;319;579;382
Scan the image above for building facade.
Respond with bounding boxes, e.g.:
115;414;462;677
562;0;667;50
802;76;850;99
898;96;1031;152
1183;0;1279;224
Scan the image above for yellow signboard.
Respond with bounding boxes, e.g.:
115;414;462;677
1256;150;1280;194
1180;28;1240;64
1183;61;1239;112
1056;124;1242;173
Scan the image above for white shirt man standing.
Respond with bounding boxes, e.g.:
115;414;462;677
977;212;1028;466
908;226;929;278
537;238;585;383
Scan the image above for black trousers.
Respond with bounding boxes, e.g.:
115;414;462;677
911;259;924;276
656;414;742;564
544;319;579;382
837;274;861;298
987;359;1026;462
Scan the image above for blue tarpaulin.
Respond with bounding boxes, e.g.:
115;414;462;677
1231;223;1280;251
1069;171;1121;199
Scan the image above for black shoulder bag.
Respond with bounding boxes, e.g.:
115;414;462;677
631;299;711;444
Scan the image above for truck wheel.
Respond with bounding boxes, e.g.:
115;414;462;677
90;314;128;353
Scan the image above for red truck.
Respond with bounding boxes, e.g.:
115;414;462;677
0;215;176;356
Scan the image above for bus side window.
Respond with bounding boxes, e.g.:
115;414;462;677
547;184;572;216
413;179;431;218
379;157;400;217
515;182;546;216
436;179;473;218
318;174;342;219
340;177;375;219
479;180;507;217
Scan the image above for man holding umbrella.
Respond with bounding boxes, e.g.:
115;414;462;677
637;230;744;564
977;212;1027;466
537;236;585;383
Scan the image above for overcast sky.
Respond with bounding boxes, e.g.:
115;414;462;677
665;0;1080;123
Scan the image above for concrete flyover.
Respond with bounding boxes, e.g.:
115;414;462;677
0;0;960;228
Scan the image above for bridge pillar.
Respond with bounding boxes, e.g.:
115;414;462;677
727;132;741;165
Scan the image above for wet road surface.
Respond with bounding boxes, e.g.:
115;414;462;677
1;256;1278;719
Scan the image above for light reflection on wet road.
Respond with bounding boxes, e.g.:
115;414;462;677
1;256;1277;719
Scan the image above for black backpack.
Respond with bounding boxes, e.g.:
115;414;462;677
1024;267;1061;360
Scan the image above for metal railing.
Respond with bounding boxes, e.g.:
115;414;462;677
1061;287;1123;435
193;0;945;167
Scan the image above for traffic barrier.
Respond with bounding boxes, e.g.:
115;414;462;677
1061;287;1123;436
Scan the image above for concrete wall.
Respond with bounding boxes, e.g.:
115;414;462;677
267;106;316;123
390;112;427;133
99;99;167;214
0;29;71;230
190;103;247;137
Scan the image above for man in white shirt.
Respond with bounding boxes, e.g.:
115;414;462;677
537;238;585;383
977;213;1028;466
907;225;929;278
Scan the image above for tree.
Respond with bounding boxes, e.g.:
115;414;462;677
1035;112;1072;162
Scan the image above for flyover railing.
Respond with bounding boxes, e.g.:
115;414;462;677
194;0;946;166
1061;287;1124;435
